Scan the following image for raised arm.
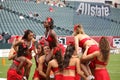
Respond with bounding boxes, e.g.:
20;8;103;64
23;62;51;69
81;46;98;61
8;37;22;60
13;39;24;52
74;36;80;55
8;47;17;60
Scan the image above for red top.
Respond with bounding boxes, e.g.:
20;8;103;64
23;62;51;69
45;33;57;49
45;35;53;43
95;58;107;66
28;42;35;52
13;59;26;66
13;60;20;66
64;66;76;70
52;67;59;72
24;41;34;60
79;38;91;48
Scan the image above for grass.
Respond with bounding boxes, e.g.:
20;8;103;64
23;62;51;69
0;54;120;80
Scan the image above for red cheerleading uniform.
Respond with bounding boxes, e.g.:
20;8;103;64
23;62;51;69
33;57;48;80
94;59;110;80
52;67;63;80
63;66;81;80
7;60;24;80
79;38;99;55
24;41;35;60
79;38;100;69
45;34;65;56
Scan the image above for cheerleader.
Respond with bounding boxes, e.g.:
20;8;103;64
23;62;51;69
33;43;44;80
73;24;99;79
7;43;29;80
38;44;51;80
43;17;65;62
46;46;63;80
13;30;37;80
62;42;87;80
81;37;110;80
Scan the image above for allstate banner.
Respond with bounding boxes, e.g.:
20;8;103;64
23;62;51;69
75;2;110;16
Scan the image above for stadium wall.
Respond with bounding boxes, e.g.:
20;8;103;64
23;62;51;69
0;35;120;57
0;35;120;48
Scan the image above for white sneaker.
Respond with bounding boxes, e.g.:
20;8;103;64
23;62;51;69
23;76;27;80
87;75;95;80
90;75;95;79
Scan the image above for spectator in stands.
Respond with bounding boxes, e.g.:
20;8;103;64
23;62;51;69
46;46;63;80
114;2;118;8
7;43;29;80
73;24;99;79
81;37;110;80
55;0;66;7
33;43;44;80
13;30;37;80
1;32;11;43
44;0;65;7
36;0;40;4
62;42;87;80
0;5;3;10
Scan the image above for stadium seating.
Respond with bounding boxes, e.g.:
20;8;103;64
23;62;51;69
0;0;120;36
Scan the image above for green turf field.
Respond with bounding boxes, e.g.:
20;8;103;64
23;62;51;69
0;54;120;80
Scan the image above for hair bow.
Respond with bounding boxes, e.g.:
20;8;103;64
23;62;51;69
53;47;61;55
16;35;19;39
47;17;52;23
74;25;78;31
68;41;75;46
39;41;44;46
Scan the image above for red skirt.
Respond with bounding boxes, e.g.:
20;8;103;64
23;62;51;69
7;69;23;80
33;69;46;80
33;69;40;79
95;69;110;80
87;45;99;55
87;45;99;69
54;74;63;80
75;74;81;80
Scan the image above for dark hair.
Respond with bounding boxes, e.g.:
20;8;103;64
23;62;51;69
22;29;33;40
63;44;75;68
53;47;63;71
46;17;54;29
17;43;28;57
99;37;110;61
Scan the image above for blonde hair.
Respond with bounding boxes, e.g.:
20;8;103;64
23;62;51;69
73;24;85;36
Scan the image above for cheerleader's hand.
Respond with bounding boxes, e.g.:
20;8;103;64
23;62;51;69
85;45;90;49
20;40;24;43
